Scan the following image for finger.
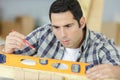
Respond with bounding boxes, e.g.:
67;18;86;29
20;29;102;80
86;65;102;80
5;36;25;51
7;31;25;46
87;69;100;79
86;66;97;74
86;64;115;80
4;43;21;53
86;64;104;74
6;39;25;49
6;34;25;45
6;41;21;49
9;31;25;39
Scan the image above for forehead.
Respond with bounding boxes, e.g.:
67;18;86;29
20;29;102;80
51;11;75;25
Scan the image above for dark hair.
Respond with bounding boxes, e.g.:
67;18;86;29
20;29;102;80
49;0;83;27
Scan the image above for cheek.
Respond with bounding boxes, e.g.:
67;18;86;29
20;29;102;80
53;30;61;39
69;30;82;39
70;29;79;36
70;32;78;39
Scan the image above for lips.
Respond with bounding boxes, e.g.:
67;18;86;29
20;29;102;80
62;40;70;45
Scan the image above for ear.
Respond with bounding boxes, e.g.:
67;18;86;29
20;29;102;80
79;17;86;29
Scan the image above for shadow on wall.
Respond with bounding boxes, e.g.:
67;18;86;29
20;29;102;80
0;16;35;39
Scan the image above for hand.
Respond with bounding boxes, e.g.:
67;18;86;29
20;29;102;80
4;31;25;53
86;64;120;80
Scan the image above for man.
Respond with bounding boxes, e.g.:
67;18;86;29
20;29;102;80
3;0;120;80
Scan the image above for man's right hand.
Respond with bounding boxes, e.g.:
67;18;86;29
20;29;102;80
4;31;25;53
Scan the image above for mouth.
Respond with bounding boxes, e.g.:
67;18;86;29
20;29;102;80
62;40;70;45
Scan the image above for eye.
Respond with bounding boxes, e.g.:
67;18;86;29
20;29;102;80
52;25;60;29
65;24;72;28
54;26;59;29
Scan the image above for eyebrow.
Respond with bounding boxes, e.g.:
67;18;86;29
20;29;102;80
52;23;74;28
52;25;60;28
63;23;74;27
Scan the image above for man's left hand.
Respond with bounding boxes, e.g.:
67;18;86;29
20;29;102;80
86;64;120;80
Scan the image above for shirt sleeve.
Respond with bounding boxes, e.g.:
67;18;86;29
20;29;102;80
99;39;120;65
13;25;46;56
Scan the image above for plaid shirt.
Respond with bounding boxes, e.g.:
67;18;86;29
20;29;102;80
14;24;120;66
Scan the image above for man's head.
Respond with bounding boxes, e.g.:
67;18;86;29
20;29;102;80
49;0;83;26
49;0;86;48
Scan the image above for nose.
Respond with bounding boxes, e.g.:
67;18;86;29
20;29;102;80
61;28;66;38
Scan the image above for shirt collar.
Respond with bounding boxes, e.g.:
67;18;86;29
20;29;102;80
80;26;90;51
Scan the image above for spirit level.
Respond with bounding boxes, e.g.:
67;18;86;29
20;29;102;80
0;51;92;80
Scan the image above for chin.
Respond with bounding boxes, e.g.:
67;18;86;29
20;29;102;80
62;45;71;48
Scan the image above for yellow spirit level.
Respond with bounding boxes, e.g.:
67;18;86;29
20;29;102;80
0;51;91;80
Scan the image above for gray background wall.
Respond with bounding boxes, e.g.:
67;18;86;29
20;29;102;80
103;0;120;22
0;0;120;26
0;0;55;26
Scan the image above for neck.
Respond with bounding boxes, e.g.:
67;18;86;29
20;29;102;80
77;27;86;48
